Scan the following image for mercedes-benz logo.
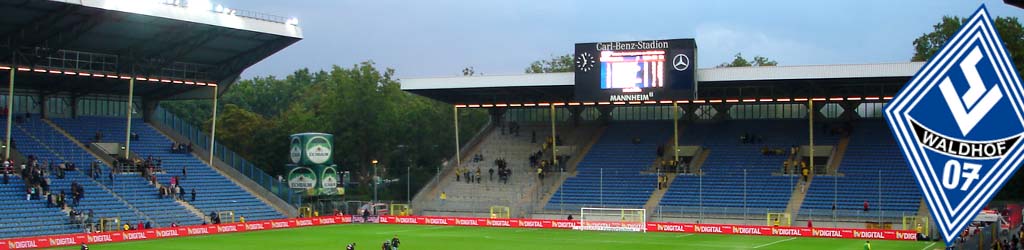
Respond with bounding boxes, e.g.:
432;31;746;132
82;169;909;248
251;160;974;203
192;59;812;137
672;53;690;71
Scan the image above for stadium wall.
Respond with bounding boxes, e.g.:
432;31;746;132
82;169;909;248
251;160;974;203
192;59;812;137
0;215;352;250
0;213;920;249
377;215;920;241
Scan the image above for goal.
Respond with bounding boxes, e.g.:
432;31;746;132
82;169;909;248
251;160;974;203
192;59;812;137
576;207;646;232
767;212;791;227
490;206;510;218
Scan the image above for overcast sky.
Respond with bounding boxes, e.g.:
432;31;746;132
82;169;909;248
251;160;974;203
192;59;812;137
212;0;1022;80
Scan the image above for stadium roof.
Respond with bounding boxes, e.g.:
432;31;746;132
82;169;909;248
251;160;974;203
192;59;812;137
0;0;302;99
401;62;924;106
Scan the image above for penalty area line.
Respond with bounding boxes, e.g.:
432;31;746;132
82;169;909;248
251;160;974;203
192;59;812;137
922;242;937;250
752;237;797;249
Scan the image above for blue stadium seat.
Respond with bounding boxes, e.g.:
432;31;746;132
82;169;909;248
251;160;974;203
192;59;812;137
545;122;664;211
800;120;920;220
52;117;283;222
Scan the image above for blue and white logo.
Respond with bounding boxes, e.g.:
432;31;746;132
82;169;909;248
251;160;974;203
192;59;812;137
885;6;1024;245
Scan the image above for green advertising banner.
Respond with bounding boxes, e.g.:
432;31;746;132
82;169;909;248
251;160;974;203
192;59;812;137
317;165;340;195
289;133;334;165
287;166;316;190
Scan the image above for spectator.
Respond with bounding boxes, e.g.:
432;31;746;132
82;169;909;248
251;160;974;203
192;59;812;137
122;223;129;231
137;221;144;231
58;191;65;208
439;191;446;207
177;185;184;200
182;167;187;180
191;188;196;202
807;219;813;228
94;130;102;142
144;221;151;229
567;214;573;220
489;168;494;181
863;200;869;212
475;168;481;184
801;165;809;182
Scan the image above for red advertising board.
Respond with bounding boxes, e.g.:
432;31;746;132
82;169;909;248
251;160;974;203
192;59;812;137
0;215;351;250
377;215;918;241
0;214;915;249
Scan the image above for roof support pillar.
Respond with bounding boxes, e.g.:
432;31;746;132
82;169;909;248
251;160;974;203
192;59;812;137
4;66;14;160
124;78;135;158
453;105;460;169
550;104;557;169
209;85;218;165
673;102;679;162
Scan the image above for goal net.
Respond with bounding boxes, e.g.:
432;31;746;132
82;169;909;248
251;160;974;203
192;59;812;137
490;206;510;219
576;207;646;232
767;212;791;227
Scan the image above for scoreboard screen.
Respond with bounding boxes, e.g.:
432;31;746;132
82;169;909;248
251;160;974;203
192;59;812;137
574;39;696;102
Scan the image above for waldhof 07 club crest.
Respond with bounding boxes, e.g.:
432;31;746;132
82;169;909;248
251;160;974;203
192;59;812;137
884;6;1024;245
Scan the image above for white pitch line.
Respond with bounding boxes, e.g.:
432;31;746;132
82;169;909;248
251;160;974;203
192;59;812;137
921;242;937;250
377;226;448;234
675;233;695;238
752;237;797;249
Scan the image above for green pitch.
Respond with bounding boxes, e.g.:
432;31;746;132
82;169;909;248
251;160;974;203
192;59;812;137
55;224;941;250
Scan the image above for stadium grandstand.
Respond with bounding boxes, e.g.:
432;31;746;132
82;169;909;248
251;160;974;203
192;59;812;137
0;1;982;249
0;0;300;239
403;61;930;231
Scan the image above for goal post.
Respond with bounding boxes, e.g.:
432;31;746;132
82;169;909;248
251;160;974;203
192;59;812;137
217;211;236;224
489;206;510;218
99;217;121;232
902;215;929;234
390;204;411;216
576;207;646;232
767;212;791;227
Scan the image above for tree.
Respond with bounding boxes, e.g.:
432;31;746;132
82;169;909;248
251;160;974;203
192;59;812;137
716;53;778;68
525;54;574;73
912;16;1024;73
160;61;488;200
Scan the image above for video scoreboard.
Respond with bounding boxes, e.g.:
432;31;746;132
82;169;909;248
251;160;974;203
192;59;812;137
574;39;697;102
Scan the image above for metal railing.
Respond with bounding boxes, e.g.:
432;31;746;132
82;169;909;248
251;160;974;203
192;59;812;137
153;106;300;207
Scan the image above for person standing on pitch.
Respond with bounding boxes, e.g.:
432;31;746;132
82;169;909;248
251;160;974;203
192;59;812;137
863;241;871;250
391;235;400;250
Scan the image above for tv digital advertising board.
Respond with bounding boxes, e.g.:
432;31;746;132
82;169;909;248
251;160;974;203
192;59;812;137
574;39;696;102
